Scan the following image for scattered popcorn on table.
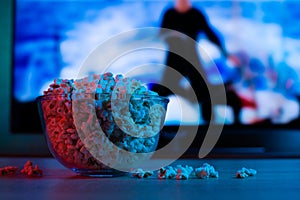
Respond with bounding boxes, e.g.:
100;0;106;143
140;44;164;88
158;165;194;180
0;166;19;176
20;161;43;177
131;168;153;178
236;167;257;178
175;165;194;180
195;163;219;179
0;160;42;177
158;166;177;179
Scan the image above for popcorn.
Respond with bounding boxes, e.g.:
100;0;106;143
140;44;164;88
132;164;259;181
175;165;194;180
158;165;194;180
0;160;42;177
236;167;257;178
39;72;168;172
195;163;219;179
131;163;220;180
131;168;153;178
0;166;19;176
158;166;177;179
20;161;43;177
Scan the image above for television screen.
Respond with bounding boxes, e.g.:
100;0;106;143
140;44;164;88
12;0;300;133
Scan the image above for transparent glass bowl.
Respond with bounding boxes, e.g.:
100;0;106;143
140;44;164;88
37;93;169;177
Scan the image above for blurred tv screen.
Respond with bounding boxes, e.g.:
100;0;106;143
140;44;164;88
12;0;300;133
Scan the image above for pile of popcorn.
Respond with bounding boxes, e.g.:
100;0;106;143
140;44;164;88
0;160;42;177
131;163;257;180
131;163;220;180
20;161;43;177
40;72;167;171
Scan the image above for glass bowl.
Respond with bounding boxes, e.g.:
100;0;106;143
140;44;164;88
37;93;169;177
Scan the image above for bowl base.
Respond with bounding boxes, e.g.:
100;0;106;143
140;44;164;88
72;168;127;177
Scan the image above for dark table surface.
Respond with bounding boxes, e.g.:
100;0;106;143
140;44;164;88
0;157;300;200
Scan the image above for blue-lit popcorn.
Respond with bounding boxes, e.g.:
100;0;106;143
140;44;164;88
236;167;257;178
175;165;194;180
131;168;153;178
158;166;177;179
195;163;219;179
158;165;194;180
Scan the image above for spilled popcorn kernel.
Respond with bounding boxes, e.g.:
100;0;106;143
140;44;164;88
0;166;19;176
158;165;194;180
158;166;177;179
236;167;257;178
20;161;43;177
195;163;219;179
131;168;153;178
175;165;194;180
0;160;43;177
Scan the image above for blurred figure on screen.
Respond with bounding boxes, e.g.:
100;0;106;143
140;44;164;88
152;0;241;123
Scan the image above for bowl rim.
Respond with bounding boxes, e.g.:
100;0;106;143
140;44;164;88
36;92;170;103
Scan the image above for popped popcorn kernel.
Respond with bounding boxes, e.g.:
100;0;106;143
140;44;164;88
158;165;194;180
236;167;257;178
158;166;177;179
20;161;43;177
195;163;219;179
0;166;19;176
131;168;153;178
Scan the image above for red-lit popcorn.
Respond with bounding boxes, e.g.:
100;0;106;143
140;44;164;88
0;161;43;177
20;161;43;177
0;166;19;176
195;163;219;179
